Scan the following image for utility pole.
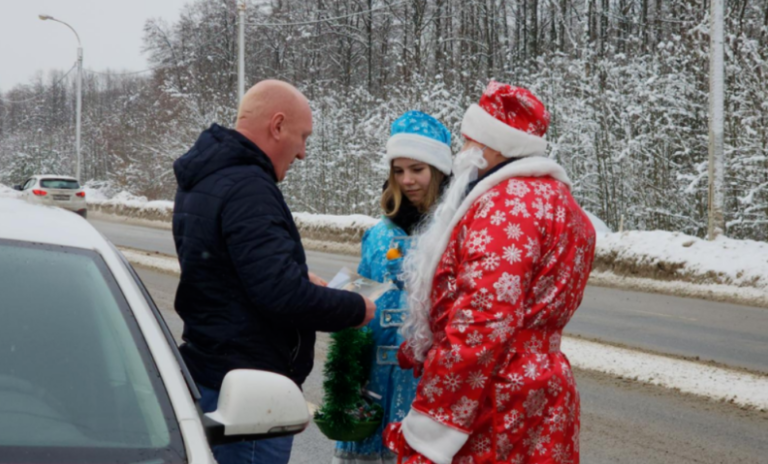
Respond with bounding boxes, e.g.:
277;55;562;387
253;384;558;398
707;0;725;240
237;0;246;101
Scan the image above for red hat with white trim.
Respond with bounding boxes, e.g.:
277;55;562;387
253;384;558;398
460;81;550;158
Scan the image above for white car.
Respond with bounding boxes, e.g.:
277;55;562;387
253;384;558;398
14;174;88;218
0;197;309;463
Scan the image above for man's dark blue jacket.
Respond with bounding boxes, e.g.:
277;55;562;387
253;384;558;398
172;124;366;389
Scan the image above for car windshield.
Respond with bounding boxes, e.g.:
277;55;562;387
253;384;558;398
40;179;80;189
0;239;186;464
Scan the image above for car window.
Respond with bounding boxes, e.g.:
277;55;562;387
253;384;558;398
22;179;35;190
0;239;186;464
40;178;80;189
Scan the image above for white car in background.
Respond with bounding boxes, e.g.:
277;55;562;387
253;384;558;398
14;174;87;218
0;197;309;464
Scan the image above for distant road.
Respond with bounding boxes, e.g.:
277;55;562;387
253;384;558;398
91;218;768;374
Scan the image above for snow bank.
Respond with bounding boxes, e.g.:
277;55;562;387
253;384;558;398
594;230;768;291
0;184;20;199
564;337;768;411
87;190;175;223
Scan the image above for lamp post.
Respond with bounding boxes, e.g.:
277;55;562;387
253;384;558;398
237;0;246;101
39;14;82;183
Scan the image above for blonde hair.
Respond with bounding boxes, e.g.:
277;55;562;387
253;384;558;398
381;163;445;217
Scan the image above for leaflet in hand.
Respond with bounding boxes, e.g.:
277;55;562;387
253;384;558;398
328;267;395;301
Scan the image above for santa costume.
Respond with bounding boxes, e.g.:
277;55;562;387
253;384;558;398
384;82;597;464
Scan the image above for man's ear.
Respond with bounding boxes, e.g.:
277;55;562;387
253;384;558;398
269;113;286;140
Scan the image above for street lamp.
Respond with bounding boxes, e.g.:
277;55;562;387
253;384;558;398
39;14;82;184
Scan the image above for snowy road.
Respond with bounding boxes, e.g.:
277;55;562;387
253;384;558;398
91;218;768;374
136;266;768;464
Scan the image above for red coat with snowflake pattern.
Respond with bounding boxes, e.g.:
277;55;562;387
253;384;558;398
388;175;596;464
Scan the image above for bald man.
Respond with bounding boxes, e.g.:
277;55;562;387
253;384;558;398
172;80;375;464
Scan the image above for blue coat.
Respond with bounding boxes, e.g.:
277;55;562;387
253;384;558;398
334;218;420;463
172;124;366;389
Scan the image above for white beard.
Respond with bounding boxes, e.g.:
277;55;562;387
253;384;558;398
400;147;488;362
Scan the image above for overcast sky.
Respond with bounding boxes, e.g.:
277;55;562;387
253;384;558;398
0;0;191;92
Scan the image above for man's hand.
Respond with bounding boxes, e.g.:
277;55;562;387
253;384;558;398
354;296;376;328
308;271;328;287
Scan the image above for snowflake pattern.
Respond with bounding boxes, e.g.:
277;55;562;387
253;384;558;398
490;210;507;226
504;409;524;432
466;330;484;347
524;236;541;262
481;252;501;271
532;197;554;221
505;222;524;240
523;425;551;456
467;228;493;254
506;197;531;218
506;180;531;197
460;262;484;289
451;396;479;428
494;272;522;304
467;370;488;389
443;373;462;393
398;177;594;464
472;435;492;455
503;244;523;265
471;288;493;310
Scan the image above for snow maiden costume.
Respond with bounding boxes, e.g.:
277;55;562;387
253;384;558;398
333;111;453;464
385;83;597;464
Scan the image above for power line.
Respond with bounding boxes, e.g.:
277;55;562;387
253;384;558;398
1;63;77;105
84;65;166;76
81;2;408;77
250;0;407;27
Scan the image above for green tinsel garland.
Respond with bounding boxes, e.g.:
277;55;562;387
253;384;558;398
316;327;375;430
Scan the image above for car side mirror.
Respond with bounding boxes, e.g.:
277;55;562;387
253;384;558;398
13;185;22;191
203;369;309;446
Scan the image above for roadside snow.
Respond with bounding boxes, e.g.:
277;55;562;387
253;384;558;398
293;212;379;229
595;230;768;290
88;190;175;214
119;247;180;274
564;337;768;411
0;184;20;198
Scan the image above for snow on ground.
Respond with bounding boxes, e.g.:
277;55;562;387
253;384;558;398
564;337;768;411
119;247;180;274
87;190;175;215
595;230;768;290
293;212;379;230
0;184;20;198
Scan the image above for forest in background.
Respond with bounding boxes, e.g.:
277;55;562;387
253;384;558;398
1;0;767;239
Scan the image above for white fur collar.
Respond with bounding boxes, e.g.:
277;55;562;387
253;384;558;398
435;156;570;261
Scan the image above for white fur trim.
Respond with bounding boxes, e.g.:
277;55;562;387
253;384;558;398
386;133;453;175
461;104;548;158
402;409;469;464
